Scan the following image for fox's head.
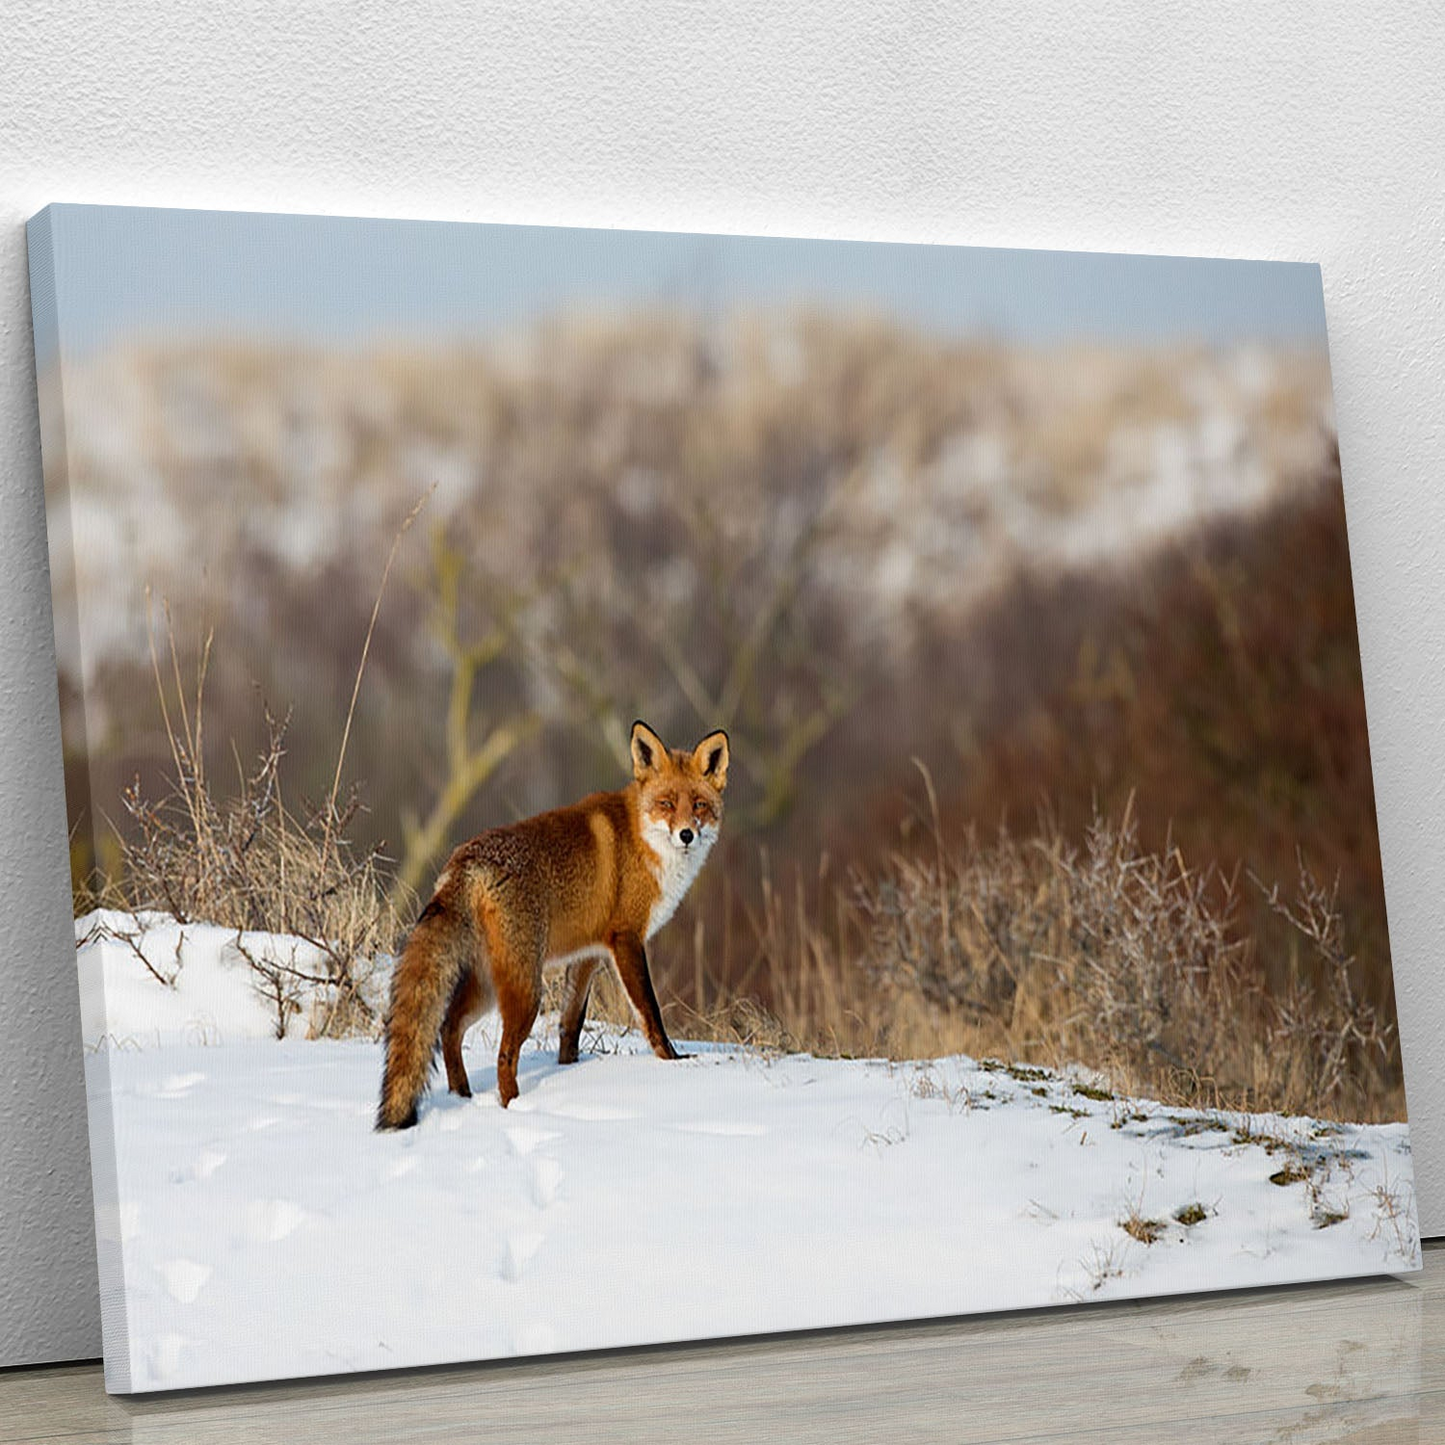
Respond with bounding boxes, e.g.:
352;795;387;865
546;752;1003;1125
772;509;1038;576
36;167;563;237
630;719;729;861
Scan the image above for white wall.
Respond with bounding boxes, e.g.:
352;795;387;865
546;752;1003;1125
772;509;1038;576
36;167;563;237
2;2;1441;1367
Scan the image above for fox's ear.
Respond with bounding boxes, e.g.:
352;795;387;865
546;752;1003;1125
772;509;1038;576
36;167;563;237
630;720;668;781
692;730;729;790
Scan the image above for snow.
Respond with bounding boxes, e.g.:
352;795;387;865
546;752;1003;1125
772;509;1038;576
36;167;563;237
77;913;1421;1394
76;910;374;1048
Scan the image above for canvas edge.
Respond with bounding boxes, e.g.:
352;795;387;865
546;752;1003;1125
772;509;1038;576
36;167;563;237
106;1248;1423;1395
1317;264;1419;1150
26;204;135;1395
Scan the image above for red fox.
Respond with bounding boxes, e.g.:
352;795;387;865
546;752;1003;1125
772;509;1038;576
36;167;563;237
376;720;728;1129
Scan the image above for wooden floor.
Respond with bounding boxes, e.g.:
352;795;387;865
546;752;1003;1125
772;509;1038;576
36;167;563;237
3;1244;1441;1444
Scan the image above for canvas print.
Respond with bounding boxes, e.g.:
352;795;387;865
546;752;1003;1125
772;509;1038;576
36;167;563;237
29;205;1419;1393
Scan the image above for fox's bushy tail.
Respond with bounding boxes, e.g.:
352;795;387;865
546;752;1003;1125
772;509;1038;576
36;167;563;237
376;897;481;1130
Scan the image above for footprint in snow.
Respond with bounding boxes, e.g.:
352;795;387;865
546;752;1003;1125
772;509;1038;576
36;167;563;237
158;1259;211;1304
500;1231;546;1281
505;1125;561;1156
151;1072;206;1099
531;1157;564;1208
246;1198;311;1243
144;1332;190;1384
168;1148;227;1185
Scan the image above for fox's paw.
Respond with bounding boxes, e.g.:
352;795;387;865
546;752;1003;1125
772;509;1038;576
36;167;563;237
557;1042;579;1066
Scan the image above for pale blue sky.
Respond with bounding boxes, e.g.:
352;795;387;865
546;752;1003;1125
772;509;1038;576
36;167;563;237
33;203;1329;364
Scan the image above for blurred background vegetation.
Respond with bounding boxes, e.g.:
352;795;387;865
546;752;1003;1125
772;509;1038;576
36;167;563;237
48;309;1400;1118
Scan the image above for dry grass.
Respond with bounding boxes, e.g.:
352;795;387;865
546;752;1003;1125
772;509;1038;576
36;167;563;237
944;466;1392;1017
634;798;1402;1123
1120;1210;1168;1246
87;610;406;1039
89;605;1400;1117
93;649;1402;1117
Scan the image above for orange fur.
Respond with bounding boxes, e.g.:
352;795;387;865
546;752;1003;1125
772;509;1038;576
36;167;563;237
376;721;728;1129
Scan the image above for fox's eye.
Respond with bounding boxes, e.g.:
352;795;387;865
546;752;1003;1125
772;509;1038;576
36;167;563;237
658;798;675;812
694;804;712;822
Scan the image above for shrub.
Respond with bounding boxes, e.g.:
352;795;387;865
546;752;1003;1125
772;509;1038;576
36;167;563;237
651;799;1402;1122
98;620;404;1039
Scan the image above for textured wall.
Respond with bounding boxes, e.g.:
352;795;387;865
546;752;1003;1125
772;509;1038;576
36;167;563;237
2;2;1441;1367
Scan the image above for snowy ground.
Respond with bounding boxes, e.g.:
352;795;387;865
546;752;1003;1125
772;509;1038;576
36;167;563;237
77;913;1420;1393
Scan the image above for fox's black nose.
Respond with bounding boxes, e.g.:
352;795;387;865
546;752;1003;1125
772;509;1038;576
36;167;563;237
679;828;695;846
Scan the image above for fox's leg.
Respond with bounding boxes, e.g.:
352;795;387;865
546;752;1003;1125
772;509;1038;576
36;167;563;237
483;911;543;1108
609;932;681;1061
495;979;540;1108
440;967;488;1097
557;959;599;1065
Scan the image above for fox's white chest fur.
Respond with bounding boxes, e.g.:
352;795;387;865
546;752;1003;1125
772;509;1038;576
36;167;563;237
643;826;716;940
